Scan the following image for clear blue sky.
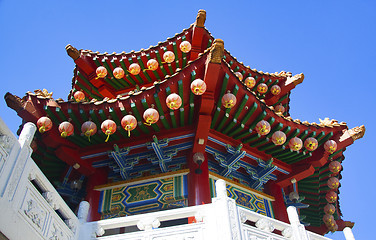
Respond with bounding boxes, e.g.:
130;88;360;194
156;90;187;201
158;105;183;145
1;1;374;239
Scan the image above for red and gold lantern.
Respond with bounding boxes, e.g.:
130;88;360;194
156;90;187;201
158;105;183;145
304;137;318;151
289;137;303;151
143;108;159;125
81;121;97;141
222;91;237;108
235;72;243;81
324;140;337;154
328;223;338;233
121;115;137;137
179;41;191;53
101;119;117;142
190;79;207;95
163;51;175;63
272;131;286;145
147;59;159;71
244;76;256;88
37;117;52;133
113;67;125;79
325;191;338;203
329;161;342;174
275;104;285;114
323;214;335;224
59;121;74;138
324;204;336;215
166;93;182;110
128;63;141;75
327;177;340;189
96;66;107;78
255;120;271;136
270;85;281;95
257;83;268;94
74;91;85;102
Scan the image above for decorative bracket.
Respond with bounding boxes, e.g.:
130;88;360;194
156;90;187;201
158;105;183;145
146;135;178;173
109;144;139;180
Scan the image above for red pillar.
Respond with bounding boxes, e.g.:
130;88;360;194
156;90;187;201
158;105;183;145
265;182;289;223
85;168;108;221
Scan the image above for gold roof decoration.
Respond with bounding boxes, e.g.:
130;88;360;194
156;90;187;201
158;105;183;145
285;73;304;86
319;118;341;127
348;125;366;141
34;89;53;99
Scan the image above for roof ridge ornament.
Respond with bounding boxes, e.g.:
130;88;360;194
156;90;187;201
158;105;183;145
195;9;206;27
65;44;80;60
285;73;304;86
348;125;366;141
209;39;224;64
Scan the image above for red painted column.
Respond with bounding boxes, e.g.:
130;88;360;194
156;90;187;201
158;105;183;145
188;151;211;206
265;182;289;223
85;168;108;221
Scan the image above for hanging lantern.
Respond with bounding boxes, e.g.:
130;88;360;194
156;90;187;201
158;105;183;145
143;108;159;125
166;93;182;110
74;91;85;102
81;121;97;141
96;66;107;78
113;67;125;79
179;41;191;53
324;140;337;154
324;204;336;215
289;137;303;151
322;214;335;224
147;59;159;71
274;104;285;114
272;131;286;145
244;76;256;88
222;91;237;108
121;115;137;137
128;63;141;75
327;177;340;189
163;51;175;63
304;137;318;151
255;120;271;136
190;79;207;95
101;119;117;142
37;117;52;133
235;72;243;81
59;121;74;138
325;191;338;203
329;161;342;174
328;223;338;233
270;85;281;95
257;83;268;94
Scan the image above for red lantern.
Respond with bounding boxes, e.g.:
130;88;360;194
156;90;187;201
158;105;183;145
323;214;335;224
329;161;342;174
328;223;338;233
143;108;159;125
147;59;159;71
274;104;285;114
129;63;141;75
179;41;191;53
272;131;286;145
324;140;337;154
327;177;340;189
255;120;271;136
113;67;125;79
257;83;268;94
304;137;318;151
37;117;52;133
166;93;182;110
289;137;303;151
324;204;336;215
96;66;107;78
270;85;281;95
101;119;117;142
163;51;175;63
222;91;237;108
235;72;243;81
244;77;256;88
121;115;137;137
81;121;97;141
325;191;337;203
74;91;85;102
59;121;74;138
190;79;207;95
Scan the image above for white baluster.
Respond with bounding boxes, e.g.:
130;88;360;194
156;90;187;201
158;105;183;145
343;227;355;240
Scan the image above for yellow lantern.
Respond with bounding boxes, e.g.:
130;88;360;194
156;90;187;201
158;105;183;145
81;121;97;141
59;121;74;138
221;91;237;108
190;79;207;95
143;108;159;125
113;67;125;79
244;76;256;88
257;83;268;94
166;93;182;110
163;51;175;63
270;85;281;95
37;117;52;133
235;72;243;81
255;120;271;136
101;119;117;142
96;66;107;78
121;115;137;137
179;41;191;53
147;59;159;71
324;140;337;154
272;131;286;145
289;137;303;151
304;137;318;151
128;63;141;75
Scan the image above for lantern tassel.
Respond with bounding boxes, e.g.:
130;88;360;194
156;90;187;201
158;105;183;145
144;122;152;126
105;134;110;142
39;126;46;133
128;129;131;137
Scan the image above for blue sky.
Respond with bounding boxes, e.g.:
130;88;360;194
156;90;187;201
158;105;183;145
0;1;375;239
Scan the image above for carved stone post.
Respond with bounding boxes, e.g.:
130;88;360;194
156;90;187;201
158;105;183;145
343;227;355;240
18;122;36;148
286;206;309;240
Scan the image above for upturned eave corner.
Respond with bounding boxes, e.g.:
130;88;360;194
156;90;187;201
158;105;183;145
65;44;80;61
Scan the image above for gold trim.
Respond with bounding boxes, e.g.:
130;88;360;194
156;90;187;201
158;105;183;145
209;172;275;201
94;169;190;191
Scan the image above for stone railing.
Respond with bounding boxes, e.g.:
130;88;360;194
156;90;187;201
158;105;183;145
0;120;79;240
